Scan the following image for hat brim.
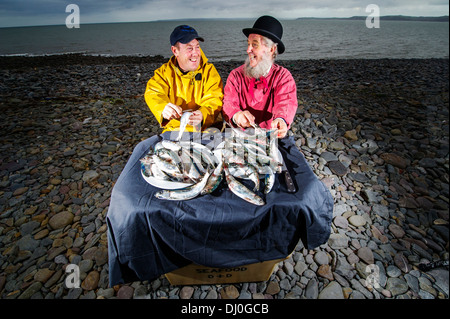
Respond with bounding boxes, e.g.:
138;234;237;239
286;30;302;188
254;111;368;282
243;28;285;54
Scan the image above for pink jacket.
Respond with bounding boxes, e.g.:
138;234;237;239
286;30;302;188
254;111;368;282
222;63;298;129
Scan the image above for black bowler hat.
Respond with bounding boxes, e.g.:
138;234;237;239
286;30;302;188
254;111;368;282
170;25;204;46
243;15;285;54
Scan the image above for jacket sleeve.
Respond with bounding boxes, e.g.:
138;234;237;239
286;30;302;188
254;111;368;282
272;69;298;128
221;69;242;126
197;64;224;129
144;65;171;127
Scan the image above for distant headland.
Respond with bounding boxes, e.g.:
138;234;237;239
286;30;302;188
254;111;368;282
297;15;449;22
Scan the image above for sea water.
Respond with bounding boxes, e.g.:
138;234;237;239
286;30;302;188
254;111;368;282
0;19;448;60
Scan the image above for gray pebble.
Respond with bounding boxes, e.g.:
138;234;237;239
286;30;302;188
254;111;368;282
386;265;402;278
305;279;318;299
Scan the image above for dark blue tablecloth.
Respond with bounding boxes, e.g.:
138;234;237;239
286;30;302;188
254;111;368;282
107;133;333;286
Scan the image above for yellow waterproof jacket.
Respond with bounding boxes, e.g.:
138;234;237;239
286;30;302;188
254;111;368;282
144;49;223;132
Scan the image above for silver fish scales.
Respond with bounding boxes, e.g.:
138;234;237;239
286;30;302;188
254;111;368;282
156;148;183;173
263;166;275;194
227;163;260;192
224;164;265;206
153;152;181;176
155;169;212;201
201;161;224;195
180;147;201;183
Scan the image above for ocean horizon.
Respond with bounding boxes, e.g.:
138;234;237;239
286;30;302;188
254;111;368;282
0;19;448;61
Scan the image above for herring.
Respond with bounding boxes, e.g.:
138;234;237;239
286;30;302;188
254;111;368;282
201;161;224;195
155;169;212;201
224;164;265;206
228;163;260;191
264;166;275;194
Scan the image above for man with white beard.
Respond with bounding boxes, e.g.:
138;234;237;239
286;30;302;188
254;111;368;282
222;15;298;138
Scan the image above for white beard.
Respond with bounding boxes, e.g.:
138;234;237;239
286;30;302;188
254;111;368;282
244;53;273;79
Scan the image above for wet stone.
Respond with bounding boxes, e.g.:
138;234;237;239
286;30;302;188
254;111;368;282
357;247;374;265
334;216;349;229
49;211;74;230
320;151;338;162
388;224;406;238
428;269;449;297
328;233;349;249
318;281;344;299
81;271;100;291
18;282;43;299
20;220;40;235
17;234;40;251
314;251;329;265
372;204;389;219
117;285;134;299
266;281;280;295
283;262;294;276
329;141;346;151
180;286;195;299
404;273;420;293
294;261;308;276
348;173;369;183
380;153;410;169
206;289;218;299
328;161;348;176
305;279;319;299
386;265;402;278
220;285;240;299
394;253;411;273
386;278;409;297
279;278;291;290
82;170;99;183
348;215;366;227
317;264;334;281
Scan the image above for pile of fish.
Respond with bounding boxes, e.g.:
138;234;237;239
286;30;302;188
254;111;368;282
140;127;283;206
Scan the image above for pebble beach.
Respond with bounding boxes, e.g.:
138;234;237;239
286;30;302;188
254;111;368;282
0;55;448;300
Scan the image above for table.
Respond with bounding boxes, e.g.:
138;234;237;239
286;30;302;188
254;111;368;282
107;132;333;286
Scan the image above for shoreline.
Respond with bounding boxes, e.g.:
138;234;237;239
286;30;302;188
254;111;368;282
1;55;448;103
0;56;448;300
0;53;448;69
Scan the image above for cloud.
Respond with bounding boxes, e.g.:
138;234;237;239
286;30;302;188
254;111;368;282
88;0;450;21
0;0;448;27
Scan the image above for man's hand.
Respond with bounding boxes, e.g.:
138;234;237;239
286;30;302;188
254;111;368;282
188;110;203;126
233;110;255;128
271;118;288;138
162;103;182;121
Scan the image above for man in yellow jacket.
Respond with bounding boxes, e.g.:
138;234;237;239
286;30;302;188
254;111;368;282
144;25;224;133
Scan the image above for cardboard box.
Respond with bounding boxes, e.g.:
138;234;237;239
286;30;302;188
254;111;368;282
165;256;289;285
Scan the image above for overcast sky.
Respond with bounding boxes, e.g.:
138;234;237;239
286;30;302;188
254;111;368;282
0;0;448;27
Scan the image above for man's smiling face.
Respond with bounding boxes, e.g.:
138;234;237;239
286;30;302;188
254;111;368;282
246;34;272;68
172;39;201;72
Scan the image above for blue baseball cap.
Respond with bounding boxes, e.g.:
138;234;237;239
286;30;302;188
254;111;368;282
170;25;204;46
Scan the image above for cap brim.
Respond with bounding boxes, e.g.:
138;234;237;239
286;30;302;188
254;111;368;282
243;28;285;54
179;35;205;44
